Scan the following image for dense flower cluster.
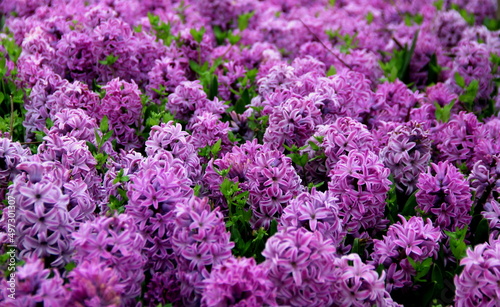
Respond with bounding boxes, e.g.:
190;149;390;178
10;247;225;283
416;161;473;232
380;121;432;194
328;149;391;236
201;257;277;307
454;238;500;306
372;215;442;291
1;0;500;306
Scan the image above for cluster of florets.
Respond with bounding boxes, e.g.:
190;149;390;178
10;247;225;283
201;257;277;307
72;214;146;304
328;149;391;236
416;161;473;232
372;216;442;291
172;196;234;306
380;121;432;194
125;153;193;272
262;228;338;306
454;238;500;306
303;117;374;184
280;188;345;247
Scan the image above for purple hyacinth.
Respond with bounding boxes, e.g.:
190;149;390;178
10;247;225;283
482;200;500;238
0;256;68;307
380;121;432;194
315;70;374;123
454;238;500;306
11;160;74;268
303;117;374;184
469;154;500;206
172;196;234;306
72;214;146;304
67;260;125;307
447;41;493;102
202;139;262;207
49;108;98;143
262;228;337;306
168;80;226;121
416;161;473;232
246;146;304;229
147;56;188;100
99;78;143;149
263;96;322;150
145;121;201;183
280;188;345;247
187;111;232;154
45;80;99;119
333;253;400;307
144;271;181;307
371;80;423;126
125;153;193;272
432;10;468;49
372;215;442;291
201;257;277;307
0;138;30;200
328;149;391;236
433;111;487;170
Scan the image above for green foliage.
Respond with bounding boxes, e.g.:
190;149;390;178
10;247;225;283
433;0;444;11
366;12;374;24
408;257;433;283
189;59;221;99
404;13;424;26
190;27;206;44
0;35;26;143
148;13;177;46
141;92;176;138
426;53;442;85
326;65;337;76
380;31;419;83
99;54;119;66
434;100;455;123
484;18;500;31
284;144;309;167
326;30;359;53
198;139;223;160
444;227;468;261
451;4;475;26
238;11;255;31
218;167;277;261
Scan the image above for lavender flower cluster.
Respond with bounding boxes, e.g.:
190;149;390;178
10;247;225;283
0;0;499;306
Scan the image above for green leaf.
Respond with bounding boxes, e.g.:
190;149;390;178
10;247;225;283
399;30;419;82
99;54;119;66
444;227;468;261
213;26;227;45
326;65;337;76
238;11;255;32
431;263;444;290
484;18;500;31
402;190;417;216
190;27;206;44
473;218;490;246
455;71;466;87
434;100;455;123
102;130;114;143
234;88;250;114
366;12;374;24
65;261;77;272
211;139;222;157
433;0;444;10
228;32;241;45
100;116;109;132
